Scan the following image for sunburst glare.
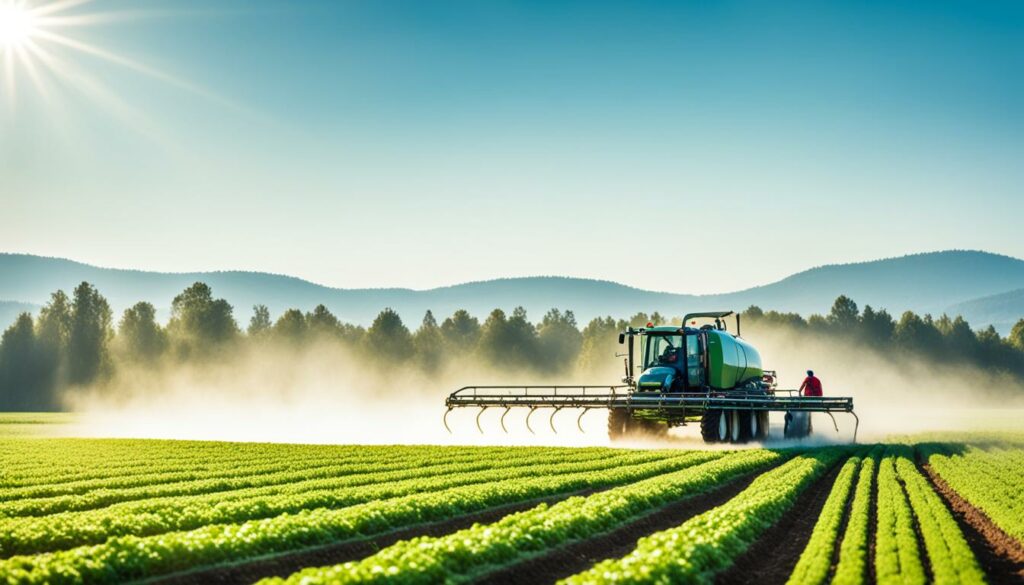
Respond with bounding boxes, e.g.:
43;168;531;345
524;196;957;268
0;0;229;120
0;2;38;49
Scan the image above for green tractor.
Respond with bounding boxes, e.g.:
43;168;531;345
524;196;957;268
445;311;857;444
609;312;771;443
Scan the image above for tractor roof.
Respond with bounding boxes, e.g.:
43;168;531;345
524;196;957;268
682;311;734;323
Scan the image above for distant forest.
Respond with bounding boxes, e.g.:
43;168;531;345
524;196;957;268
1;281;1023;410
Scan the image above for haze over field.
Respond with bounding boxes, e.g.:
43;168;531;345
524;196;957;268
2;1;1022;446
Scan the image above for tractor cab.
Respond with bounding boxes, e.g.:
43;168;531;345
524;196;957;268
633;327;705;392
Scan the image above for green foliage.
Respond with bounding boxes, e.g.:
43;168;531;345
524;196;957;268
306;304;342;339
786;455;861;585
412;310;444;372
923;443;1024;542
272;309;307;343
4;282;1024;410
440;309;480;354
167;282;238;356
577;316;624;375
0;447;655;555
267;450;779;584
66;282;113;386
362;307;413;363
116;302;166;363
0;314;51;410
1010;318;1024;351
537;309;582;373
828;295;859;331
561;448;847;584
893;447;984;584
477;307;540;369
874;449;925;585
831;449;880;585
247;304;272;337
0;448;708;584
746;296;1024;382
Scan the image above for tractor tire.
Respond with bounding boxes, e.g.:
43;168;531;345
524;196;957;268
607;409;631;441
739;411;756;443
700;409;727;443
729;410;742;443
756;412;770;441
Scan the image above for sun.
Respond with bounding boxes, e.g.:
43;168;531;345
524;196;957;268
1;0;227;117
0;2;38;49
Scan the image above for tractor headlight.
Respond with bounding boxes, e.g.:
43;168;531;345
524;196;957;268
663;374;673;389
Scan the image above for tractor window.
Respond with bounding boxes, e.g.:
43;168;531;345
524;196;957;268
644;335;683;369
686;334;704;387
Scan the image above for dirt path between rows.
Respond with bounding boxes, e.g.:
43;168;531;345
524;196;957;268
145;489;599;585
920;463;1024;583
472;468;770;585
715;462;842;585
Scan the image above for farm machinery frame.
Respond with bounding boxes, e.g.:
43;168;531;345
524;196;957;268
444;311;858;443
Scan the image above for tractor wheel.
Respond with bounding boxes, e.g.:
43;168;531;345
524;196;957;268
607;409;630;441
700;409;723;443
739;411;757;443
756;412;770;441
729;410;742;443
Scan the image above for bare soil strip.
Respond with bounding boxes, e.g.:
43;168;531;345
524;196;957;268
866;456;879;584
714;462;843;585
920;463;1024;583
144;489;599;585
827;465;856;582
896;472;934;583
471;469;769;585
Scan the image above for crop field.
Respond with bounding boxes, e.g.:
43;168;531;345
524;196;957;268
0;428;1022;584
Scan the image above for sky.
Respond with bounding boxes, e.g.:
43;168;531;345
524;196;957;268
1;0;1022;294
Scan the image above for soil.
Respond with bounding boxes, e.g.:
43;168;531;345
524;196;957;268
714;462;843;585
920;463;1024;583
145;489;599;585
472;469;767;585
865;458;879;584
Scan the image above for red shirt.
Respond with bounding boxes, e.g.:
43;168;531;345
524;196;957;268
801;376;823;396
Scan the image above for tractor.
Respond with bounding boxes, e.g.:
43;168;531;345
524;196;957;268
444;311;857;443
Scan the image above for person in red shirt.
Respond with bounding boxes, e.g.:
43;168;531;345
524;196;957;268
799;370;823;397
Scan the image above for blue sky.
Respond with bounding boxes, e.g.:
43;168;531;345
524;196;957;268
1;0;1022;293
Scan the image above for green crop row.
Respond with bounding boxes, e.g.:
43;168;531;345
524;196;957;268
1;448;419;508
0;448;678;557
559;448;848;584
0;450;720;584
831;448;879;585
924;444;1024;542
785;454;861;585
0;445;620;518
874;449;925;585
0;442;605;493
0;439;343;481
259;449;783;584
1;441;597;489
892;447;984;584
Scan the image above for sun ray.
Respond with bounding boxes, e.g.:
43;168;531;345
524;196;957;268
27;0;92;19
24;36;167;145
31;27;243;110
35;11;163;28
2;0;249;125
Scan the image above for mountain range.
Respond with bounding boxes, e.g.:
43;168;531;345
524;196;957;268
1;250;1022;333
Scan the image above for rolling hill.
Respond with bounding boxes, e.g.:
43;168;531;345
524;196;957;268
948;288;1024;335
0;250;1022;330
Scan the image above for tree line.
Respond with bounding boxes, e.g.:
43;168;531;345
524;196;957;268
1;283;1022;410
